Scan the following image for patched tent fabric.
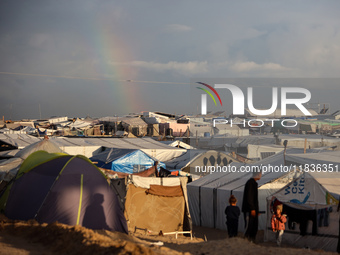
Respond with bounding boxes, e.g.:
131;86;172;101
90;148;166;174
124;176;192;233
146;185;184;197
1;151;128;233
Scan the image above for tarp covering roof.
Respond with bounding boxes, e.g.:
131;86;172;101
67;119;93;129
248;144;328;160
90;148;166;174
285;150;340;167
0;134;41;149
7;136;183;149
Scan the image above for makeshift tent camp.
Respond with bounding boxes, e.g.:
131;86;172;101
90;148;166;174
124;175;192;234
0;136;186;161
187;151;301;232
265;171;340;252
0;151;128;233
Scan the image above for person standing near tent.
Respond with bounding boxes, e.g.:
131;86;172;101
225;195;240;238
271;204;287;246
242;170;262;242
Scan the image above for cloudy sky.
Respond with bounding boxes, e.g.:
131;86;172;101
1;1;340;120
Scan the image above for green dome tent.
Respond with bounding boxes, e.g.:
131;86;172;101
0;151;127;233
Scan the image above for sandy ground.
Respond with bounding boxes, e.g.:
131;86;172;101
0;214;338;255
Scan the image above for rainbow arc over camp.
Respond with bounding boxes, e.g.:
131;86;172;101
196;82;223;106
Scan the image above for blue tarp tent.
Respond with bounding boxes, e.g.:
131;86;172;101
90;148;166;174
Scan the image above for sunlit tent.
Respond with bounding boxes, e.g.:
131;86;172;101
265;171;340;252
90;148;166;174
124;175;192;234
0;151;128;233
160;140;195;150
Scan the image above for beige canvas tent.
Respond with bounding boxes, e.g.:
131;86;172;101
124;175;191;234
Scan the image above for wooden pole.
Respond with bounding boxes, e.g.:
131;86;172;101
304;138;307;153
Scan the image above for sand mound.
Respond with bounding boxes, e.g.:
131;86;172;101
0;214;180;255
0;214;338;255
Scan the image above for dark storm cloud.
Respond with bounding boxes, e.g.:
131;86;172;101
1;0;340;119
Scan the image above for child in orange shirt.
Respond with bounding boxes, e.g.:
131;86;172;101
271;204;287;246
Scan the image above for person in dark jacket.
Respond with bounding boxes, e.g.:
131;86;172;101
242;170;262;242
225;195;240;238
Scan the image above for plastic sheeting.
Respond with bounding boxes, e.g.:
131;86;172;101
90;149;166;174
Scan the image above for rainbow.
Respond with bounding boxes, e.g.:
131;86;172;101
90;20;139;114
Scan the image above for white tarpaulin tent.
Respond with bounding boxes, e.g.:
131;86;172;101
51;137;186;161
247;144;326;160
285;150;340;169
187;151;301;232
265;171;340;252
164;150;237;174
0;135;186;161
